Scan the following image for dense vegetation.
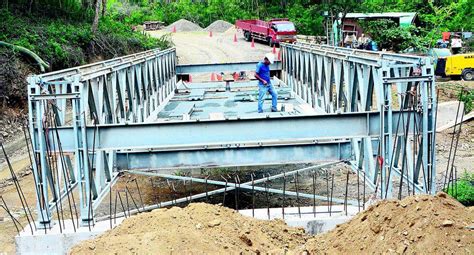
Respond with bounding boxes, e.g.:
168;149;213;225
445;172;474;206
0;7;169;70
0;0;170;106
116;0;473;49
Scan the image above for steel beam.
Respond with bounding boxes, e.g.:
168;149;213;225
116;142;351;169
40;111;417;152
176;61;281;74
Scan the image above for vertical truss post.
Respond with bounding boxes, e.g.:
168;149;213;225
27;76;52;227
71;75;93;225
381;63;394;198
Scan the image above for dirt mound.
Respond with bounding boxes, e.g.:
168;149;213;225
165;19;203;32
71;193;474;254
301;192;474;254
204;20;233;32
70;203;307;254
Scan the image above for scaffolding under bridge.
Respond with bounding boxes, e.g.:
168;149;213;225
26;42;437;227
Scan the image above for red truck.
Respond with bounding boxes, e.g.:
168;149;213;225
235;18;297;46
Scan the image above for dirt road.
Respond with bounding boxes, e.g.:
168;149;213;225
147;29;273;65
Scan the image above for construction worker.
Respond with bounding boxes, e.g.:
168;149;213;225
255;53;277;113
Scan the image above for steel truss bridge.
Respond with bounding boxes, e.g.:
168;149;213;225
27;43;437;226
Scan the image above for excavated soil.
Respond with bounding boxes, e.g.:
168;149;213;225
71;193;473;254
300;192;474;254
204;20;233;32
70;203;307;254
165;19;203;32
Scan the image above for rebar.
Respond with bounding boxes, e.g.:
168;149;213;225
265;174;270;220
183;179;188;204
109;182;112;229
47;107;66;231
205;175;209;202
443;91;463;189
251;173;255;218
116;191;127;219
1;143;34;235
330;172;334;216
42;108;63;233
1;196;23;235
326;169;330;213
125;184;141;213
294;172;301;218
221;176;228;205
134;179;145;211
49;119;78;232
363;171;366;209
125;189;131;217
447;103;465;194
234;175;239;210
357;167;360;212
282;171;286;219
344;171;349;216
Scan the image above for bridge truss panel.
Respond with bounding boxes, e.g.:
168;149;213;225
281;42;437;199
27;48;177;225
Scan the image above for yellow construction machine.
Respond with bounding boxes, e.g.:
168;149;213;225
435;53;474;80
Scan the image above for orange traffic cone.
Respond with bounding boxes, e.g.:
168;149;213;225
233;34;237;43
272;45;276;54
211;73;216;81
251;38;255;48
209;31;213;37
172;26;176;33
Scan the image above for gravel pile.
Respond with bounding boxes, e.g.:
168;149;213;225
165;19;203;32
204;20;233;33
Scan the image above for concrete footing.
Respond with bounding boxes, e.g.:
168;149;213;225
15;218;123;255
239;205;360;234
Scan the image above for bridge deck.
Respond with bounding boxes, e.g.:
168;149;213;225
156;79;319;121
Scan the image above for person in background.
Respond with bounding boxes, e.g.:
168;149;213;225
451;34;463;54
358;33;368;49
344;32;357;48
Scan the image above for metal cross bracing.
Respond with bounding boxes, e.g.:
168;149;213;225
280;42;437;199
26;43;437;229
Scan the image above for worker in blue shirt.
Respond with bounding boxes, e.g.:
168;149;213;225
255;53;278;113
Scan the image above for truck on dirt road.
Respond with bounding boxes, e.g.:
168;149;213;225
235;18;297;46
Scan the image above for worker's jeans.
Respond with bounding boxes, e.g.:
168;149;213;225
258;83;278;113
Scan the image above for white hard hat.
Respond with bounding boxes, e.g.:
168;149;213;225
265;53;275;64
